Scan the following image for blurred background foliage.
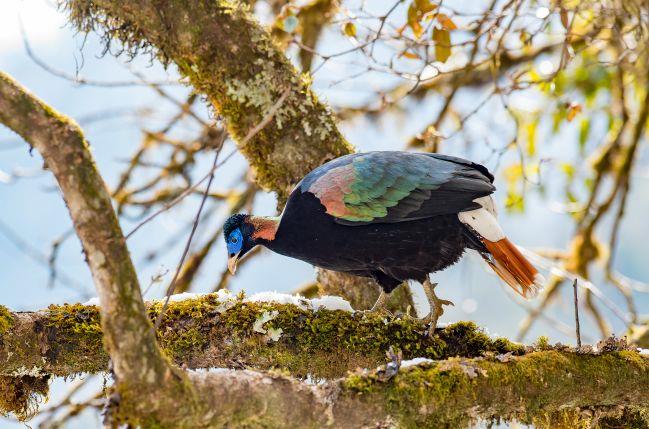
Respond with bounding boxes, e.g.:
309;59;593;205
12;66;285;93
1;0;649;426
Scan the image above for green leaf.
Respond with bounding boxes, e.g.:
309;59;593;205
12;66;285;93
433;27;451;62
560;162;575;179
505;191;525;213
578;118;590;152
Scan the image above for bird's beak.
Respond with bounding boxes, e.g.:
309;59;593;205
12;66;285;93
228;252;240;275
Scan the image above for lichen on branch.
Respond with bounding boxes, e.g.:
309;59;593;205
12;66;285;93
60;0;354;200
57;0;379;310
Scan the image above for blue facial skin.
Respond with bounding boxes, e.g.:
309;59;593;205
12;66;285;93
227;228;244;256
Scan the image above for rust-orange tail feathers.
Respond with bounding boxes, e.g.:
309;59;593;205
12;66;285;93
458;196;544;298
482;237;543;298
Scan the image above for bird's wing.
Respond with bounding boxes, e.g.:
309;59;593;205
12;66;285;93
300;151;495;225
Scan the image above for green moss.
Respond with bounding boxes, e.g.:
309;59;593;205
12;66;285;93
0;375;50;421
146;293;525;378
62;0;354;200
535;335;551;350
0;305;14;335
42;303;107;374
341;350;649;428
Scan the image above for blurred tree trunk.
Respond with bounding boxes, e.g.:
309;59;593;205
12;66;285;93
60;0;409;309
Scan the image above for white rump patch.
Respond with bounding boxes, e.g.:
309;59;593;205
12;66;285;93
458;196;504;242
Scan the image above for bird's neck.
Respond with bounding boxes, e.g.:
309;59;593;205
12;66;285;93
249;216;280;242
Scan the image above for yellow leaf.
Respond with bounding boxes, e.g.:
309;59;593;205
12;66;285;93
407;3;424;38
566;102;582;122
402;51;421;60
504;163;523;182
407;0;437;38
343;22;356;38
436;13;457;31
525;121;537;156
433;27;451;62
415;0;437;13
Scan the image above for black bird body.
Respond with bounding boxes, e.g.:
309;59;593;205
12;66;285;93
224;151;542;300
267;191;478;292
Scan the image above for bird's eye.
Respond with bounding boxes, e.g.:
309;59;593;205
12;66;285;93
230;237;238;244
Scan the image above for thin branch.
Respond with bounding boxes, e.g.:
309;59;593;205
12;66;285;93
154;148;221;329
125;88;291;239
573;278;581;348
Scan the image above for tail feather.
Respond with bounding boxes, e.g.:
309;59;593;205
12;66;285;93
458;196;544;298
481;238;544;298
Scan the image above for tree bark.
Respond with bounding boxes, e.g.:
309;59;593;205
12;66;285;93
59;0;390;309
0;298;524;379
0;71;200;426
2;296;648;427
62;0;353;200
0;72;169;386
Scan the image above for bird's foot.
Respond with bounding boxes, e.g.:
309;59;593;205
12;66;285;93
371;291;388;312
421;279;454;338
358;291;393;317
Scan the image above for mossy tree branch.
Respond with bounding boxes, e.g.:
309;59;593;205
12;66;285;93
0;71;206;426
58;0;393;310
0;297;524;379
0;72;170;386
61;0;353;200
2;298;648;427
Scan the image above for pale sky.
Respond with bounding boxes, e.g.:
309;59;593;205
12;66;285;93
0;0;64;54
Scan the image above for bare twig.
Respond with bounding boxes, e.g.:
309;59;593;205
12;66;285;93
125;88;291;240
153;88;290;327
573;278;581;348
154;148;220;329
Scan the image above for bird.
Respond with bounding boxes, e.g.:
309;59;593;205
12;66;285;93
223;151;544;335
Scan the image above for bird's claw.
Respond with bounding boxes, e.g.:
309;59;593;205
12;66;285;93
420;280;454;338
358;307;393;317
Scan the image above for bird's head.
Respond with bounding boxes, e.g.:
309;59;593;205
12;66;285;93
223;214;279;275
223;214;255;275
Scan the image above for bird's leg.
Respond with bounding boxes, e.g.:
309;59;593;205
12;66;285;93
421;278;454;337
370;291;388;312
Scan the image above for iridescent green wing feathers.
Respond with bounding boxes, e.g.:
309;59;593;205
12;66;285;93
301;151;495;225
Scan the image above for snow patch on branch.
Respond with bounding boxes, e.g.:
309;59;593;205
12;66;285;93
246;291;311;309
400;357;435;368
83;290;356;314
310;296;354;312
83;297;101;306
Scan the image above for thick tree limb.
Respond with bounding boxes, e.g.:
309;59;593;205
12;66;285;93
170;350;649;428
0;71;203;426
3;299;648;426
57;0;390;311
0;71;171;387
0;296;524;379
61;0;353;201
